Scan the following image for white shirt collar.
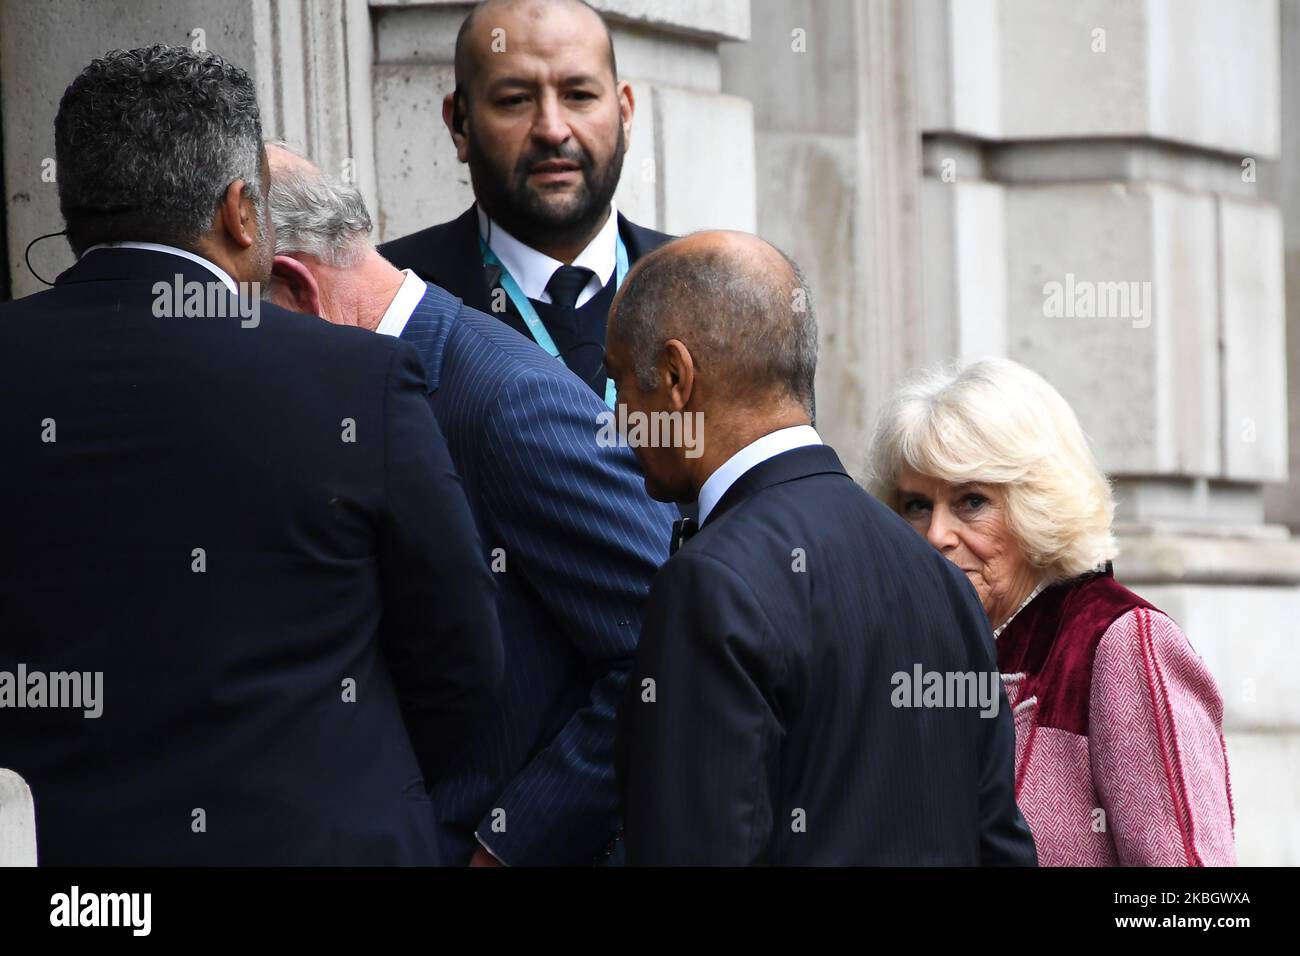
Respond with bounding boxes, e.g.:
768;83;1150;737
81;241;238;295
374;269;428;338
697;425;823;524
476;202;618;308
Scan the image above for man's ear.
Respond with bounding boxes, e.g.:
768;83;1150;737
443;91;471;163
270;254;323;318
217;179;258;250
617;81;635;152
662;339;694;411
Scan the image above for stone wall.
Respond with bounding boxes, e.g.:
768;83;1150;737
721;0;925;464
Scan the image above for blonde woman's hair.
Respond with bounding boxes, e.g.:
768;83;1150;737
865;357;1117;582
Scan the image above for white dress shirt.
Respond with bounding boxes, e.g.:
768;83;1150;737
374;269;428;339
81;241;238;295
697;425;823;525
476;202;618;308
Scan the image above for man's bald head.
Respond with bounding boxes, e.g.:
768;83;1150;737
265;141;315;179
454;0;617;95
610;231;819;417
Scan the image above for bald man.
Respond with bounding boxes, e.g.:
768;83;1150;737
378;0;671;408
607;232;1037;866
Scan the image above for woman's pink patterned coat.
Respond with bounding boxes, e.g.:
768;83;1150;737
997;567;1236;866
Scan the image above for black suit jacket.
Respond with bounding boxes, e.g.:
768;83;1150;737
619;445;1037;866
377;205;673;340
0;248;503;865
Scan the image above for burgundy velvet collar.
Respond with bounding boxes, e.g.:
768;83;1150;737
996;566;1155;735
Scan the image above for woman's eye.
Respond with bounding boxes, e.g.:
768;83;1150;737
901;499;930;515
959;494;988;511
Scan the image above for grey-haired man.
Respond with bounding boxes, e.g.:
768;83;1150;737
266;143;675;867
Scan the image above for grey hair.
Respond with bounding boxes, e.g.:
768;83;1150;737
612;235;818;418
55;45;263;257
266;141;373;268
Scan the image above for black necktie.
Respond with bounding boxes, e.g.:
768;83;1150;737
546;265;594;310
669;517;698;556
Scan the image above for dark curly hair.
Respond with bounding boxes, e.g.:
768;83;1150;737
54;44;264;257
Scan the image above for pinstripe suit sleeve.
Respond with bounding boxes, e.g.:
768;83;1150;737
471;370;674;864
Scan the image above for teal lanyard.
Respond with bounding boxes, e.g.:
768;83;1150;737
479;233;629;410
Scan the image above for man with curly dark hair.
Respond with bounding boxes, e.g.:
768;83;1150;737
54;44;271;277
0;46;503;865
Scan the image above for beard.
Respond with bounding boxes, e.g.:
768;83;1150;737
468;122;625;251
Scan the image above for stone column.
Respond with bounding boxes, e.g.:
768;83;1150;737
914;0;1300;865
720;0;926;465
369;0;755;244
1266;0;1300;535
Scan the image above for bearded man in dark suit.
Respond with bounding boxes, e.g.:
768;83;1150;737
379;0;671;408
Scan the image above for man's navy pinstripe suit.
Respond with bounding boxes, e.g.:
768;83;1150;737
396;280;676;865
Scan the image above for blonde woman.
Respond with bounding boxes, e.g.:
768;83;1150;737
867;358;1235;866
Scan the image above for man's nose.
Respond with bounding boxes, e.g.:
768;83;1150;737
532;92;572;146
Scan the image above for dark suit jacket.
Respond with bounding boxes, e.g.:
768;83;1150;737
377;205;673;341
619;445;1037;866
396;282;676;865
0;248;503;865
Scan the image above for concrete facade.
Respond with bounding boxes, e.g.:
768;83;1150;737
721;0;926;461
1;0;1296;864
